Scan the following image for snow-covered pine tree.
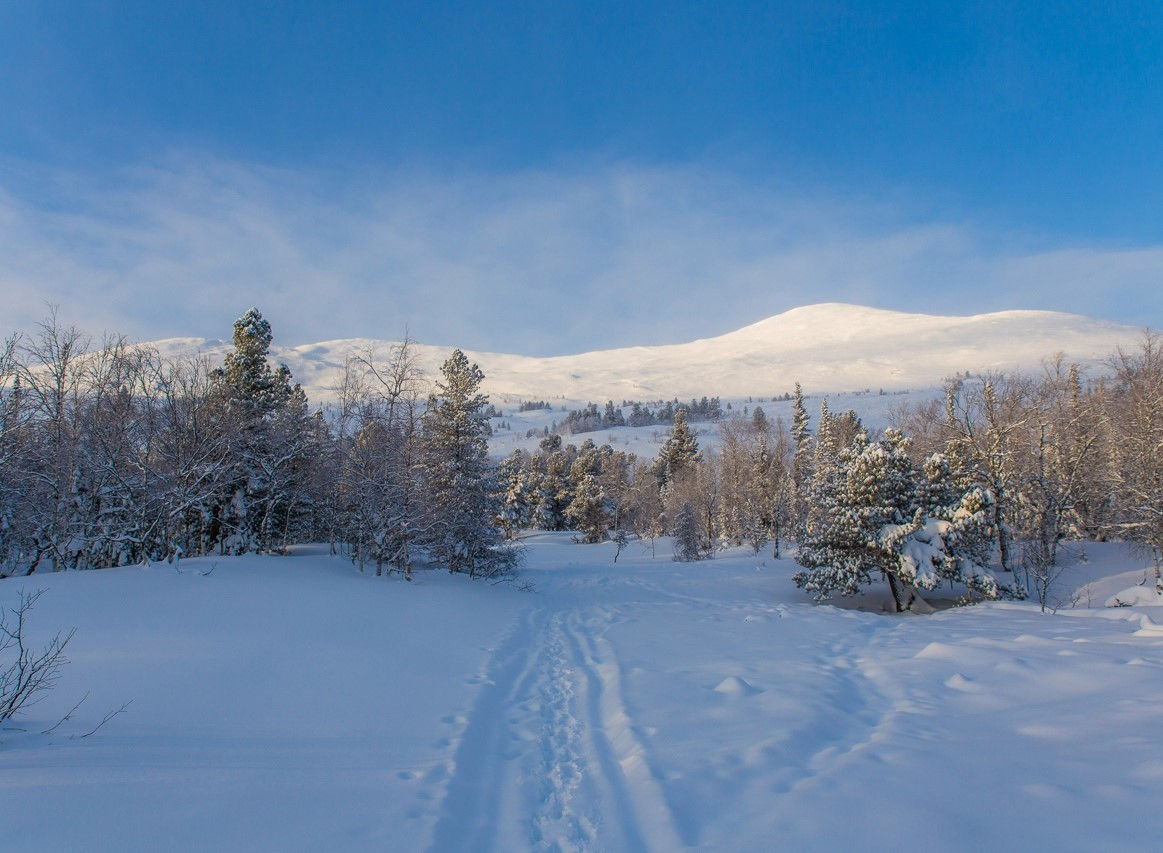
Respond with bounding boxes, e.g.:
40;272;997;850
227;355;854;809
795;428;1010;611
878;447;1004;607
672;500;710;561
742;432;774;554
751;405;768;432
534;450;571;531
794;429;870;599
218;310;283;412
791;383;812;524
497;451;536;540
569;439;602;486
814;399;835;470
663;449;719;554
566;472;610;543
209;308;313;554
657;408;700;486
602;400;625;428
419;349;517;578
255;378;318;551
942;374;1030;575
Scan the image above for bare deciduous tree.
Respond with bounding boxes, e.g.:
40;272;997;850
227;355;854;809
1106;332;1163;586
1;589;74;723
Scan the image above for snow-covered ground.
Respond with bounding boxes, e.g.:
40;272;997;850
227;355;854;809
3;538;1163;851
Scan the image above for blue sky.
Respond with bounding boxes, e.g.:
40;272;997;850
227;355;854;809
1;1;1161;354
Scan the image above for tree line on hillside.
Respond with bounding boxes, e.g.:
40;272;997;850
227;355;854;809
3;308;1161;612
0;309;515;581
556;396;725;435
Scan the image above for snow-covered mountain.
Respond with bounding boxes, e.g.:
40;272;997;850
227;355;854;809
153;303;1144;403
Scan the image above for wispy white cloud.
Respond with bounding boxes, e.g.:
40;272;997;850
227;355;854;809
1;155;1160;354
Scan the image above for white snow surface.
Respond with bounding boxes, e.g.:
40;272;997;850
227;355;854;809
4;538;1163;851
151;303;1143;403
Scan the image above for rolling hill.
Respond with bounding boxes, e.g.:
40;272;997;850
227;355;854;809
152;303;1144;403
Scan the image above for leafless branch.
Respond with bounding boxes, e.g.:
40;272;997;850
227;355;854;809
42;690;89;735
73;699;133;739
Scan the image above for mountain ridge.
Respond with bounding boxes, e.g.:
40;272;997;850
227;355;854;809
150;303;1145;403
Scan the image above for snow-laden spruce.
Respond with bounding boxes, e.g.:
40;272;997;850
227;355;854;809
794;427;1015;611
419;349;519;579
211;308;317;555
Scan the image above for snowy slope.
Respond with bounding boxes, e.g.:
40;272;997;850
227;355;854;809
3;538;1163;851
152;303;1143;403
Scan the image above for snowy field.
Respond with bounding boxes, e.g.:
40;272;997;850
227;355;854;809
3;536;1163;851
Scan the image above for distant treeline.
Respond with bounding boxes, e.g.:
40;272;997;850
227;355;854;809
558;396;725;435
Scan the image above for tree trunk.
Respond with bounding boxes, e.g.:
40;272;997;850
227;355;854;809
886;572;905;612
993;492;1013;573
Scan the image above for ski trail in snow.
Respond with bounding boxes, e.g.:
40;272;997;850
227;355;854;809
564;608;685;852
430;601;685;852
430;606;545;852
530;611;596;851
430;603;599;852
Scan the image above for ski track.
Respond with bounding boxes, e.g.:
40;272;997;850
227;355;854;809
430;585;899;852
428;596;691;852
564;607;685;851
530;611;595;851
429;607;544;852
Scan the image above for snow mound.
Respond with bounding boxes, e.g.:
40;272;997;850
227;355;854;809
944;673;980;692
713;676;763;696
1105;586;1163;608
